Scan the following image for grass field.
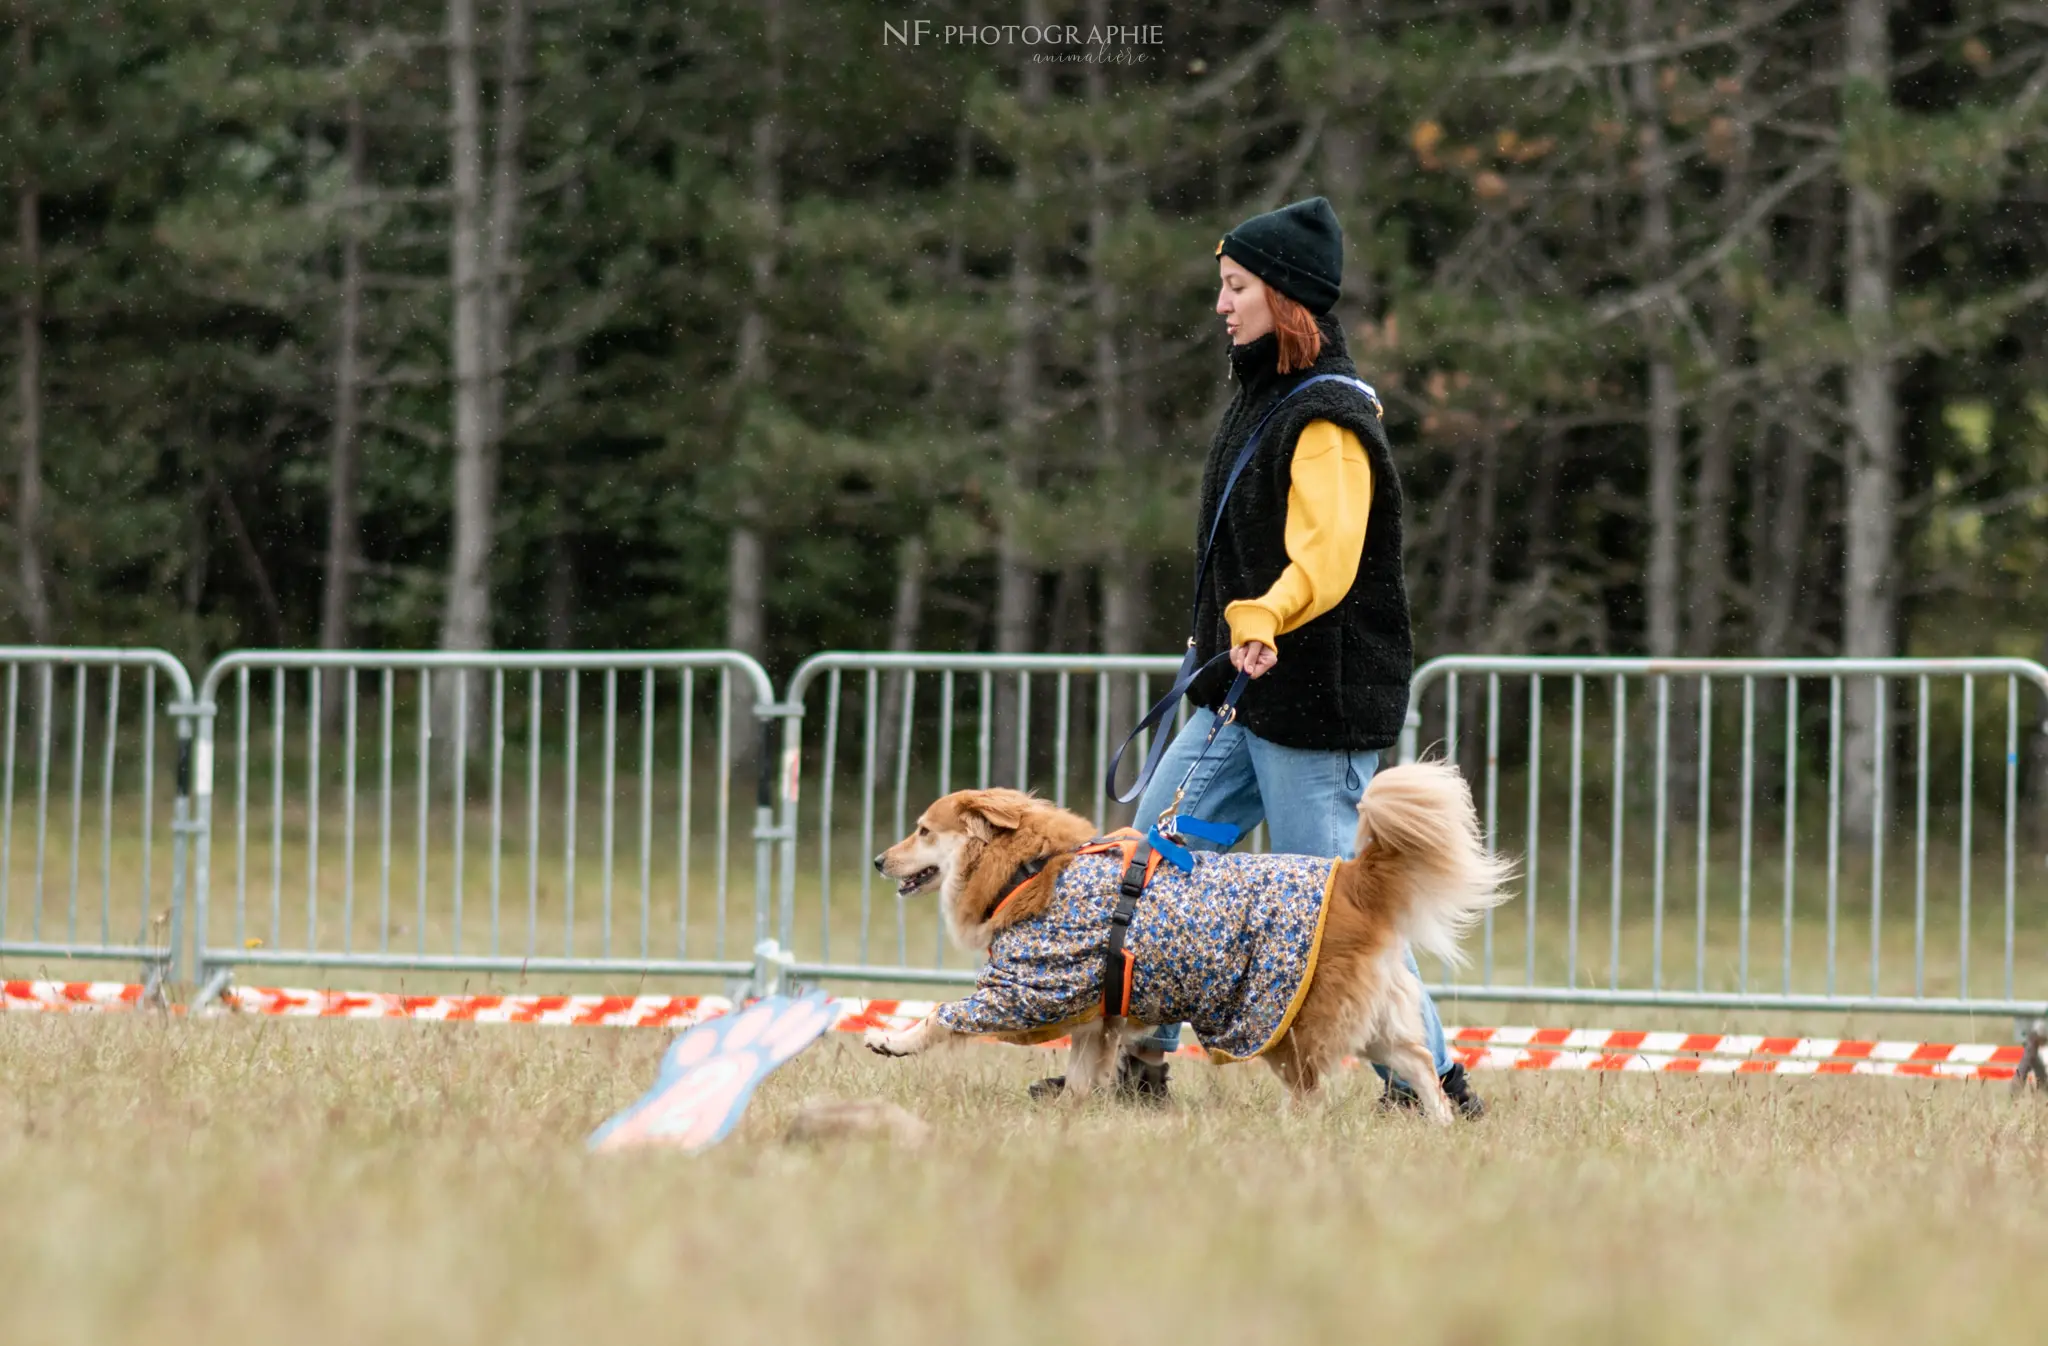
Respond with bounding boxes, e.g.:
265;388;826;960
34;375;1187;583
2;1011;2045;1344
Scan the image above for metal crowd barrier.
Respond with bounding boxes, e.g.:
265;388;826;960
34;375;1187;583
766;652;2047;1022
186;651;779;999
0;647;197;988
3;644;2038;1023
1399;657;2048;1018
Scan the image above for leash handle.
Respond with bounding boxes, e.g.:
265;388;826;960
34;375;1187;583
1102;652;1252;808
1103;649;1234;804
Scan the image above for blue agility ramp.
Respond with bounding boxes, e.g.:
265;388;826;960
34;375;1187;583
588;989;838;1154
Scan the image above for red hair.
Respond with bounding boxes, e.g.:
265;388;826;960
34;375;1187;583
1270;288;1323;372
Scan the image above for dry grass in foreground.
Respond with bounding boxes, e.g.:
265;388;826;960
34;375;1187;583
1;1014;2045;1345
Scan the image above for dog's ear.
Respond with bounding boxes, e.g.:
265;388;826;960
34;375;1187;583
960;789;1028;840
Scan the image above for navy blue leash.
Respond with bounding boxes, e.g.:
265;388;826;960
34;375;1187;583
1140;659;1248;867
1103;373;1383;835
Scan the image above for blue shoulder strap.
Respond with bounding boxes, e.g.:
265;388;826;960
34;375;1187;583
1188;374;1382;621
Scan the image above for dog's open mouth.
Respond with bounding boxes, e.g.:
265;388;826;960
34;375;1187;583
896;866;938;897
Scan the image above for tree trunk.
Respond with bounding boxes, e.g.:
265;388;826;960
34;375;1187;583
1644;356;1682;656
439;0;525;754
1526;429;1562;571
544;514;575;649
543;343;576;651
1759;183;1837;658
1688;404;1734;654
1435;439;1473;641
886;535;927;659
1084;0;1140;799
320;44;367;721
544;499;575;649
1451;431;1501;782
1841;0;1898;837
1628;0;1681;661
1626;0;1696;818
1759;408;1817;655
2035;630;2048;844
1100;559;1143;656
182;480;208;665
1687;43;1755;658
483;0;525;448
723;0;782;689
13;22;51;645
873;533;927;787
946;119;972;281
207;469;285;643
1314;0;1375;318
440;0;494;764
1466;430;1499;652
1048;566;1088;653
991;0;1050;790
724;526;766;656
724;518;766;837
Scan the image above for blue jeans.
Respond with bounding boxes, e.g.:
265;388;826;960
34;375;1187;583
1130;707;1452;1084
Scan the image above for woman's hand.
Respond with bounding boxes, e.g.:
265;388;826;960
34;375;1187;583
1230;639;1278;679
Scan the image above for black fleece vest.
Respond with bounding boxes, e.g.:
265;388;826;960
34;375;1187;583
1186;312;1414;751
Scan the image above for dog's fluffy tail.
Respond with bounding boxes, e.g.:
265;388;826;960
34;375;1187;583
1353;759;1517;970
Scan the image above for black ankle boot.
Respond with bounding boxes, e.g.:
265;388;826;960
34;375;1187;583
1377;1062;1486;1120
1121;1056;1171;1103
1029;1055;1171;1104
1439;1062;1485;1118
1027;1073;1066;1102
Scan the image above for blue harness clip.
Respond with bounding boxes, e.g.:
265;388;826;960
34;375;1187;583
1147;815;1243;872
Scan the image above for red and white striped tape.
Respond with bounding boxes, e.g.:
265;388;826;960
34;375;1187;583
221;986;731;1028
1450;1044;2014;1081
2;980;150;1013
1446;1025;2024;1081
828;999;2030;1081
0;981;2027;1083
1;979;733;1027
828;997;937;1035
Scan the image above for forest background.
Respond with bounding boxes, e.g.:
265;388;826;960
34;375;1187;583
4;0;2045;700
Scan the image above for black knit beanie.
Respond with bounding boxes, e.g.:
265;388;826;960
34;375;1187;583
1214;195;1344;315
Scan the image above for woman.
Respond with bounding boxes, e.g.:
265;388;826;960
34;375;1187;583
1039;196;1482;1116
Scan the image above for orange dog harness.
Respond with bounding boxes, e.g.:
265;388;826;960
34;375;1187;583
1072;828;1165;1018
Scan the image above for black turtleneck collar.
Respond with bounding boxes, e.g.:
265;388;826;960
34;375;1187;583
1226;311;1349;391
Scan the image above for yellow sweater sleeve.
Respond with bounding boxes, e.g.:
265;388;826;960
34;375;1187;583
1223;419;1372;648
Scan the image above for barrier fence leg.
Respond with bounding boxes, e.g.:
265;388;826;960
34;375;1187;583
760;699;805;955
163;700;200;988
752;712;780;954
2014;1017;2048;1098
191;965;234;1016
740;701;805;1005
180;695;216;1010
744;938;794;1001
1398;707;1420;766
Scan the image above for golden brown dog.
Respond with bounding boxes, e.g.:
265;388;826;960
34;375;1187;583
865;760;1514;1122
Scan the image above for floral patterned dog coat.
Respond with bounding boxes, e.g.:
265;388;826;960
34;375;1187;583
931;847;1338;1062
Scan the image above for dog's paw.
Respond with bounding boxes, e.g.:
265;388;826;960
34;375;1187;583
865;1026;910;1057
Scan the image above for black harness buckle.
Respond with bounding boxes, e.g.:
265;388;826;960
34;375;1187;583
1103;835;1155;1018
